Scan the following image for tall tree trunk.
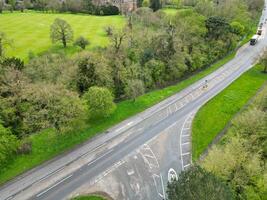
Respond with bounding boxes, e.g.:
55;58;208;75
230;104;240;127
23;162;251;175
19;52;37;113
62;35;66;48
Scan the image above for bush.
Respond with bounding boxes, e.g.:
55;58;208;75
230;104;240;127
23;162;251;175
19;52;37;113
0;124;18;167
95;5;119;15
83;86;116;119
74;36;89;49
124;79;145;101
1;57;24;71
167;165;233;200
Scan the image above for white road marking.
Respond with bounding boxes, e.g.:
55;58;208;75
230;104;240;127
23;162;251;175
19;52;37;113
160;174;166;199
182;152;190;156
183;164;191;168
36;174;73;197
182;142;190;145
182;134;190;137
180;114;192;170
87;149;113;166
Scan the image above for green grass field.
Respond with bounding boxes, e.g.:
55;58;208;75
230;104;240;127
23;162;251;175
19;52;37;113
0;11;125;60
192;65;267;161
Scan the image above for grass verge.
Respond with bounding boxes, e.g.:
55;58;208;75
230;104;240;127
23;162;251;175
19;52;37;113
0;52;235;185
192;65;267;161
72;195;105;200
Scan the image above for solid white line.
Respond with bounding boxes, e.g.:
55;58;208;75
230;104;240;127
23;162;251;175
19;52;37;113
160;174;166;199
36;174;73;197
82;142;107;158
87;149;113;166
36;166;65;183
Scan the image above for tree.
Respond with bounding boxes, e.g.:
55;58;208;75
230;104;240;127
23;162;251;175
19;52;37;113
0;0;4;13
83;86;116;119
205;16;230;40
167;165;233;200
124;79;145;101
7;0;16;12
76;52;113;94
109;28;126;53
50;18;73;48
0;32;12;58
149;0;161;11
0;123;18;167
230;21;245;36
74;36;89;49
202;137;263;199
260;50;267;73
20;83;86;133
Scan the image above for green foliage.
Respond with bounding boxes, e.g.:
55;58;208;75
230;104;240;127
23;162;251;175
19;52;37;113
205;16;231;40
74;36;90;49
260;50;267;73
1;57;24;71
50;18;73;48
150;0;162;11
230;21;245;36
202;137;264;199
83;86;116;119
124;79;145;101
0;124;18;168
167;165;233;200
76;52;113;94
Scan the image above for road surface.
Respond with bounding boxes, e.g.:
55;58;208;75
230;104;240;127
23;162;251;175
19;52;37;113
1;5;267;200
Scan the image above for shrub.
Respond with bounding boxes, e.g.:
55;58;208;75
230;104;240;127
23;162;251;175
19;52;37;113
74;36;89;49
167;165;233;200
83;86;116;119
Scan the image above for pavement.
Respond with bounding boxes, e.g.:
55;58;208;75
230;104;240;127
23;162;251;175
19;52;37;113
1;5;267;200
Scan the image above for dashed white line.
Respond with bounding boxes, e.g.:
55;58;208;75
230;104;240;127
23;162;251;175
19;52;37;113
183;164;191;168
36;174;73;197
181;142;190;145
160;174;166;199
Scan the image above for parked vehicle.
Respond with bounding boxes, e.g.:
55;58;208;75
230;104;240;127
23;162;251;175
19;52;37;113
257;28;263;35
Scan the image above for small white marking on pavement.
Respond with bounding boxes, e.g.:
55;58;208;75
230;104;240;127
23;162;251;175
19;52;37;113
183;164;191;168
182;152;190;156
36;174;73;197
182;142;190;145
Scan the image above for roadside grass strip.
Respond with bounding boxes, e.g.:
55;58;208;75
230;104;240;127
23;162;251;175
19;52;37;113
192;64;267;161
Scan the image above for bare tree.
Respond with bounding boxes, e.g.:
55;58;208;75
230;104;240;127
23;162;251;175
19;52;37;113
50;18;73;48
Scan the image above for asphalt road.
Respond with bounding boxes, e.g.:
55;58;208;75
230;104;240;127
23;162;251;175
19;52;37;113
1;5;267;200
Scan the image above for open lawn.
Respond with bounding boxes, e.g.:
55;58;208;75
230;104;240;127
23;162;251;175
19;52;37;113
192;65;267;161
0;11;125;60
